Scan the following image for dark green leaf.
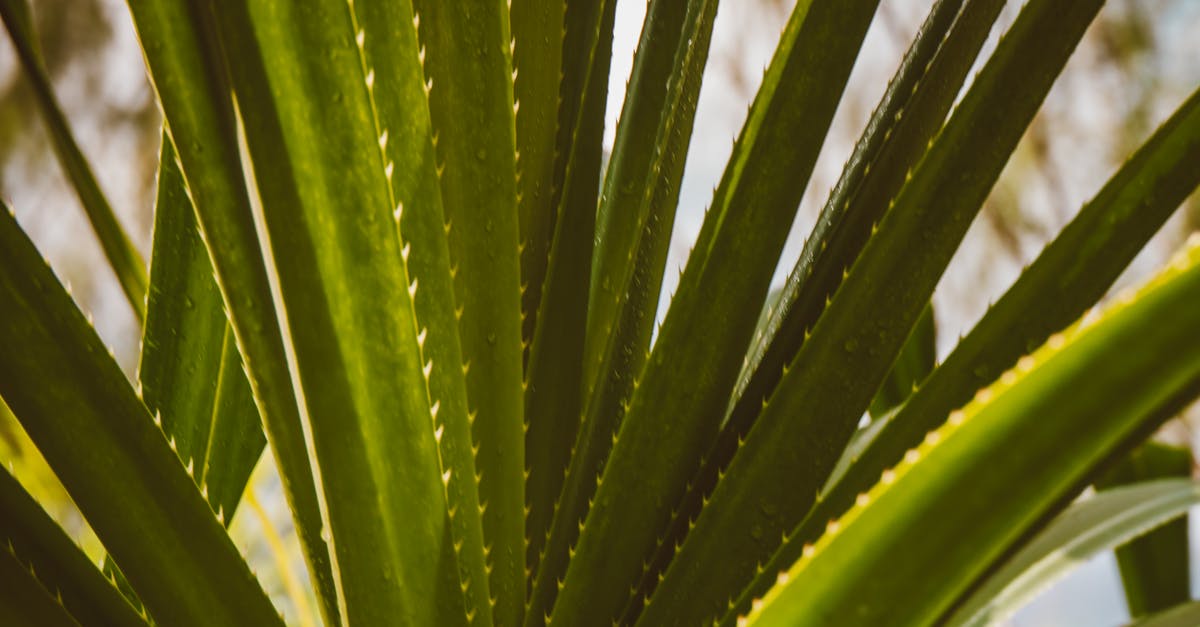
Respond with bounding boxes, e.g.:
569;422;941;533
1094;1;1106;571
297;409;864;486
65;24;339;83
123;1;338;618
948;478;1200;627
0;468;145;627
741;239;1200;627
214;0;469;622
645;2;1104;621
1098;443;1194;618
550;2;883;624
0;203;282;626
522;0;614;587
410;3;526;620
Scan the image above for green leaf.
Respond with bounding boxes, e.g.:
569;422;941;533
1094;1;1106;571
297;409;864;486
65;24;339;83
0;544;82;627
521;0;614;586
947;478;1200;627
354;0;492;622
0;468;145;627
550;0;614;235
410;3;526;621
1129;601;1200;627
538;0;720;620
642;1;1104;621
870;302;936;418
739;238;1200;627
101;134;264;612
638;0;992;603
140;133;264;522
123;1;338;619
213;1;468;623
512;0;565;352
548;2;882;624
584;0;692;393
0;0;146;322
518;0;614;350
822;405;896;499
0;204;282;626
584;0;716;442
739;83;1200;619
730;0;989;425
1097;443;1194;618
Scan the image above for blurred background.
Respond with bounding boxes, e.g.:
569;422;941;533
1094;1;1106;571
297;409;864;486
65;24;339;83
1;0;1198;624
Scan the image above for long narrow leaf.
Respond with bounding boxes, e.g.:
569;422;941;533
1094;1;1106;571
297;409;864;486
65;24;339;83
0;204;282;626
653;3;1003;595
512;0;565;351
1098;443;1194;618
584;0;692;392
123;1;338;619
542;0;720;621
100;134;261;610
634;0;985;609
0;468;145;627
739;84;1200;618
870;302;937;418
731;0;989;414
643;2;1104;621
140;134;264;522
354;0;493;622
741;237;1200;626
410;3;526;620
548;2;882;624
948;478;1200;627
214;1;468;623
522;0;615;586
0;545;81;627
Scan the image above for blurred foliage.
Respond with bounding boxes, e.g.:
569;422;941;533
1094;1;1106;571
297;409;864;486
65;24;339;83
0;0;110;165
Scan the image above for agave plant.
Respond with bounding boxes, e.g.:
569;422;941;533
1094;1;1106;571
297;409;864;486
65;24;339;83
1;0;1199;624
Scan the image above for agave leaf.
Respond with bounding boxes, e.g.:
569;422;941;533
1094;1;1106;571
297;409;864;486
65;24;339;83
1097;443;1193;618
536;0;720;621
870;302;936;418
637;0;989;604
0;468;145;627
198;332;265;518
0;0;146;321
212;1;473;623
409;3;526;620
740;238;1200;627
584;0;717;437
0;544;82;627
512;0;566;351
519;0;614;347
122;1;338;618
584;0;693;392
97;134;267;611
140;134;264;523
793;309;936;507
548;2;883;624
730;0;991;416
947;478;1200;627
0;205;282;626
522;0;615;586
737;83;1200;619
821;405;896;498
551;0;616;232
353;0;493;622
642;1;1105;621
1129;601;1200;627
